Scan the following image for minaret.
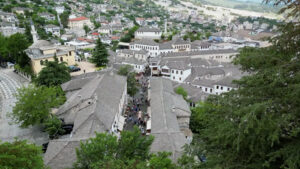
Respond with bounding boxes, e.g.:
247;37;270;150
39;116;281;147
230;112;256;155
31;23;38;43
164;18;167;34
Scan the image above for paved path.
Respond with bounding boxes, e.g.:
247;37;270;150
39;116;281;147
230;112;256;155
0;69;48;145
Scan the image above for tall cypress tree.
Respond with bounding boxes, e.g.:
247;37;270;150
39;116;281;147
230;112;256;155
89;38;109;67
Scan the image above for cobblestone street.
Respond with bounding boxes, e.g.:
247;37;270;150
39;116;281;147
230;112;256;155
0;68;48;145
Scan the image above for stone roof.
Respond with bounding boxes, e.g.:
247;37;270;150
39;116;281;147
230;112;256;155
44;72;127;169
44;24;60;28
44;137;84;169
149;78;189;162
130;39;159;46
159;41;173;50
137;27;161;32
161;49;238;58
28;40;53;49
214;76;238;88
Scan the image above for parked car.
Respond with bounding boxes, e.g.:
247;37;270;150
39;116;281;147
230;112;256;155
69;65;81;72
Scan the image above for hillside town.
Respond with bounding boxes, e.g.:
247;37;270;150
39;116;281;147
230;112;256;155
0;0;298;169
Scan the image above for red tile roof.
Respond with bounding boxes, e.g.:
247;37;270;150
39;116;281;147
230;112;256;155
92;32;100;36
69;16;89;22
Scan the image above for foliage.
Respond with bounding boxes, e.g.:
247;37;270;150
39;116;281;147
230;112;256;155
120;25;139;42
35;59;71;87
127;72;138;97
10;85;66;128
186;20;300;169
89;38;109;67
0;140;45;169
44;115;65;139
60;11;70;28
0;33;31;68
118;65;133;76
175;86;188;100
83;25;91;35
74;127;173;169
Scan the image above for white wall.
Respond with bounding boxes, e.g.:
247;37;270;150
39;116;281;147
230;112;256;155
170;69;191;83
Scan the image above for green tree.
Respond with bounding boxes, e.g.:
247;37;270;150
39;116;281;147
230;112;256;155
10;85;65;128
44;115;65;139
6;33;31;67
0;140;44;169
175;86;188;100
74;127;176;169
89;38;109;67
185;1;300;168
127;72;138;97
35;59;71;87
118;65;133;76
83;25;91;35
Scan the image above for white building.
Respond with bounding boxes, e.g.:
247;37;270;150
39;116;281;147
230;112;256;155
68;16;93;29
44;24;60;37
134;27;162;39
40;12;56;21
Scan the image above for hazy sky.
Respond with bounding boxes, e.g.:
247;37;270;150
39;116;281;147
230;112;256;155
235;0;263;3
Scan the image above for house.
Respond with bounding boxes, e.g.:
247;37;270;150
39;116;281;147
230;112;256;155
130;39;160;57
68;16;93;29
172;38;191;52
147;78;192;161
98;25;111;34
160;57;192;83
44;72;127;169
0;22;24;37
0;11;17;22
12;7;32;15
116;49;148;73
134;27;162;39
25;40;76;74
44;24;60;36
40;12;56;21
161;49;238;63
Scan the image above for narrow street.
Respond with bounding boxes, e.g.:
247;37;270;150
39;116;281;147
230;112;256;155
124;73;149;134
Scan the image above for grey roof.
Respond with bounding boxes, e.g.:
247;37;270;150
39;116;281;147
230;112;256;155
44;137;86;169
214;76;238;88
161;49;238;58
26;41;75;60
44;24;60;28
149;78;189;161
173;83;209;102
159;41;173;50
160;57;191;70
28;40;53;49
130;39;159;46
172;38;190;45
115;55;147;65
57;72;126;132
137;27;161;32
45;72;126;169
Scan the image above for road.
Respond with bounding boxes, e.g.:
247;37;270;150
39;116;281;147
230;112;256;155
0;68;48;145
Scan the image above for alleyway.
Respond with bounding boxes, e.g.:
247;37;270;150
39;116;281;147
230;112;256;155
124;73;149;134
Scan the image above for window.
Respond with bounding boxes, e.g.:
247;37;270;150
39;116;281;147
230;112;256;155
205;88;207;92
210;89;212;93
181;71;183;75
60;57;63;62
179;77;181;81
69;51;72;56
176;70;178;74
173;76;175;80
227;88;230;91
172;70;174;73
221;86;223;90
216;85;219;89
